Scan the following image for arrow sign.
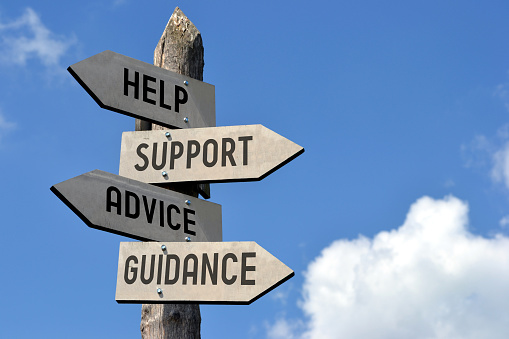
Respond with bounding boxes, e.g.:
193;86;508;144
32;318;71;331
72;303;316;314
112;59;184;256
50;170;222;242
68;50;215;129
115;241;294;304
119;124;304;184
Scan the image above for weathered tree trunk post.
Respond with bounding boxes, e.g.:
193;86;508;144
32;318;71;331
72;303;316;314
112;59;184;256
137;7;204;338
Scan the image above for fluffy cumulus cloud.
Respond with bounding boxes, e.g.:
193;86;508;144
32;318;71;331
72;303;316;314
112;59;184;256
0;8;75;68
270;195;509;339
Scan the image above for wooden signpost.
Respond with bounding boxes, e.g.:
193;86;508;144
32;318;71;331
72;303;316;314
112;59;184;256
116;242;294;305
51;170;222;242
53;7;302;338
119;125;304;184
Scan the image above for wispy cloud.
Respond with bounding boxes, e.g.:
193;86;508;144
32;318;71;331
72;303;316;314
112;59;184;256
267;196;509;339
499;215;509;229
266;317;303;339
461;134;493;169
491;141;509;189
461;124;509;190
0;110;16;145
0;8;76;69
113;0;128;6
494;81;509;112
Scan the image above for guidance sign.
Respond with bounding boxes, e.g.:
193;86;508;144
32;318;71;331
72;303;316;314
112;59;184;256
68;50;215;129
51;170;222;242
115;241;294;304
119;124;304;184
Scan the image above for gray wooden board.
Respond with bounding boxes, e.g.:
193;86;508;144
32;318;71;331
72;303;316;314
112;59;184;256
119;124;304;184
50;170;222;242
115;241;294;304
68;50;215;129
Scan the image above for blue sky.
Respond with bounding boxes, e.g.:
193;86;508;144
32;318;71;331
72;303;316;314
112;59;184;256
2;1;509;338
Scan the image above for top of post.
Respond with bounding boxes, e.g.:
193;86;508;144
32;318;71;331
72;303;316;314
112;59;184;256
154;7;204;81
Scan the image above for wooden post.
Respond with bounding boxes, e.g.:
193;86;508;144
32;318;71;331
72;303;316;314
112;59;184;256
137;7;204;338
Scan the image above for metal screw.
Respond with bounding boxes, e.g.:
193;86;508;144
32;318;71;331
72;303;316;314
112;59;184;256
185;199;191;206
162;171;168;177
184;117;189;123
185;237;191;242
157;288;162;294
161;245;166;251
165;132;171;138
184;80;189;86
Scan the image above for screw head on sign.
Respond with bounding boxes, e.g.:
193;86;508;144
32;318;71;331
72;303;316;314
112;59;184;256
185;237;191;242
184;80;189;86
184;117;189;123
185;200;191;206
157;288;162;294
165;132;171;138
161;245;166;251
162;171;168;177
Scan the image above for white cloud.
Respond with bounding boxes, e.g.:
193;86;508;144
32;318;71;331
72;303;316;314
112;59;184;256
0;112;15;130
461;124;509;191
499;215;509;228
461;134;492;169
0;111;15;144
494;82;509;112
269;195;509;339
491;141;509;189
0;8;75;68
267;318;303;339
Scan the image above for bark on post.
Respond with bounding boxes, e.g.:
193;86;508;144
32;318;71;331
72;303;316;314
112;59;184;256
137;7;204;339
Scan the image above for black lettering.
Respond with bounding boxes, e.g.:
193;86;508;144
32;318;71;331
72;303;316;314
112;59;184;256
241;252;256;285
140;255;156;284
123;68;139;99
157;254;163;284
238;136;253;166
143;74;157;105
203;139;218;167
134;143;149;171
175;85;188;113
186;140;200;169
170;141;184;170
222;138;236;167
152;142;167;170
142;196;157;224
125;190;140;219
167;204;181;230
201;253;218;285
159;79;171;110
184;208;196;236
222;253;238;285
165;254;180;284
124;255;138;284
183;254;198;285
159;200;165;227
106;186;121;215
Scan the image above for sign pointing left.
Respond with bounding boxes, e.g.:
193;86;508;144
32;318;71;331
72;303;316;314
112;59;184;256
50;170;222;242
68;50;215;129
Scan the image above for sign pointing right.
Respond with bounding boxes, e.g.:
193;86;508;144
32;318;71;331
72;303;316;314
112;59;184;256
119;124;304;184
115;241;294;305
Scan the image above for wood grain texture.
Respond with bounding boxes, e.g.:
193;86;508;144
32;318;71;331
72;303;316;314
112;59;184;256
141;303;201;339
138;7;203;339
136;6;210;199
